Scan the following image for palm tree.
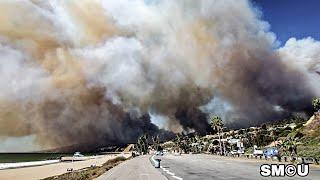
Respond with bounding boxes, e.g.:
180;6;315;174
210;115;224;155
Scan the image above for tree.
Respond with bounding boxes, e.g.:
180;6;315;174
174;133;183;153
243;131;254;148
210;115;224;155
152;135;160;151
195;134;202;153
312;97;320;112
137;134;149;155
281;138;298;157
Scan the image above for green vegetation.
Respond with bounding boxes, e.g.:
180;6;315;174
297;137;320;159
280;138;298;157
147;98;320;159
43;156;127;180
163;101;320;159
136;134;149;155
174;133;183;153
312;97;320;111
267;115;306;127
210;115;224;154
174;133;191;153
294;98;320;158
151;135;161;151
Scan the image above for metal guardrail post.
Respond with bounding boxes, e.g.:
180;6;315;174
292;157;296;162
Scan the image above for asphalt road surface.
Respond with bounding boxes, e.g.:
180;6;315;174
156;154;320;180
96;155;166;180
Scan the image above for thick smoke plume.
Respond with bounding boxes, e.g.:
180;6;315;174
0;0;319;150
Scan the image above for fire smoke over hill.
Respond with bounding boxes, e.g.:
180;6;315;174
0;0;319;150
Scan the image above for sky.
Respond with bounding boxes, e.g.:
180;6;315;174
253;0;320;45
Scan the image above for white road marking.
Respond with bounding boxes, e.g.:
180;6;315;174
151;154;183;180
160;163;181;179
172;175;183;180
167;171;175;176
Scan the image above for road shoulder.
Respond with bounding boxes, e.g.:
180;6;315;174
96;155;167;180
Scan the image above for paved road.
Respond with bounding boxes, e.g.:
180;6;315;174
96;155;166;180
156;154;320;180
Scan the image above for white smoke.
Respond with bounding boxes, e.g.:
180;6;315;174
0;44;52;102
278;37;320;95
0;0;319;150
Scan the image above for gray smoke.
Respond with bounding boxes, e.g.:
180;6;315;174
0;0;319;150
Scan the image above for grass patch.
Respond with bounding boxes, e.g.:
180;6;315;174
297;137;320;159
42;156;127;180
298;145;320;159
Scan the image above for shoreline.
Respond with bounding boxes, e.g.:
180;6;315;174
0;153;131;180
0;160;60;170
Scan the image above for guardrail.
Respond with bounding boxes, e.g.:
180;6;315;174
149;155;161;168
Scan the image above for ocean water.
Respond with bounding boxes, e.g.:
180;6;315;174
0;159;60;170
0;153;72;163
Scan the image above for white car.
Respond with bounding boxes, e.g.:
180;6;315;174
155;151;164;156
253;149;264;156
73;152;84;157
230;150;238;155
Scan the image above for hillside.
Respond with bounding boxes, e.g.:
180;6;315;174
297;112;320;158
303;112;320;138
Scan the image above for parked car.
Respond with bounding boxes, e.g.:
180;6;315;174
230;149;245;155
253;146;264;156
263;147;279;157
73;152;84;157
230;150;238;155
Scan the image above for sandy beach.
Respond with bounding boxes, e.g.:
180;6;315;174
0;153;131;180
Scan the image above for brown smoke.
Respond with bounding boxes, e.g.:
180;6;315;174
0;0;319;151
